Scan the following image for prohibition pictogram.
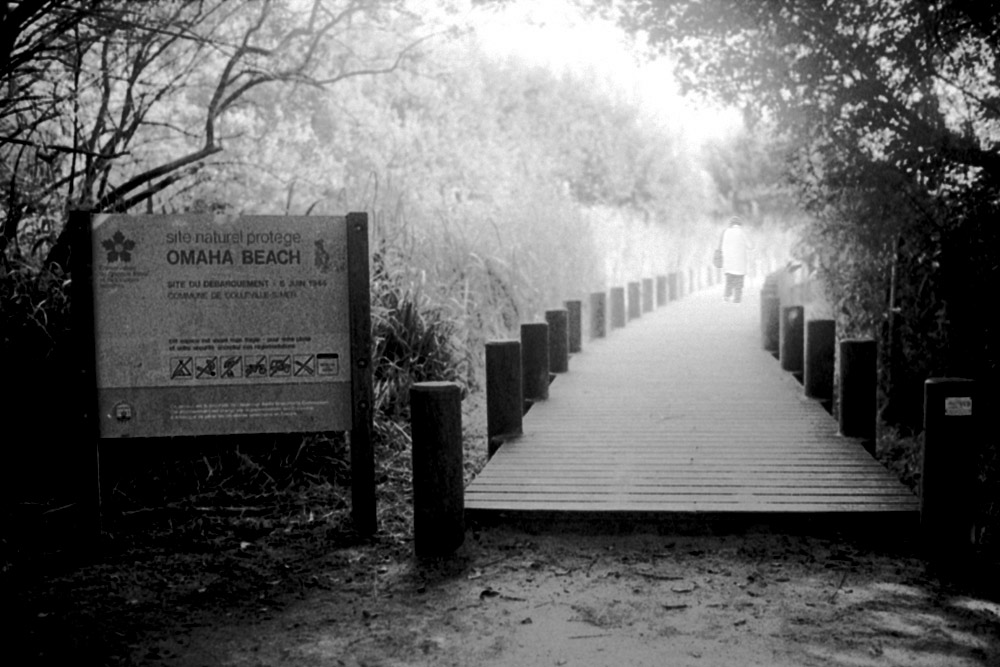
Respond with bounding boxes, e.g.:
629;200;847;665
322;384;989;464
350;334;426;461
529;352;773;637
269;355;291;377
170;357;193;380
220;355;243;379
245;355;267;378
195;356;218;379
293;354;316;377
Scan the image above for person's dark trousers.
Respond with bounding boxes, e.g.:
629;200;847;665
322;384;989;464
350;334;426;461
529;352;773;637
724;273;745;302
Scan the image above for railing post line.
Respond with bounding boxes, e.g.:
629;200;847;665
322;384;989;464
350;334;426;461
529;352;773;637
839;338;876;453
564;299;582;354
486;340;522;458
521;322;550;402
780;305;805;381
610;286;626;329
589;291;607;338
804;319;836;408
410;381;464;557
921;377;976;558
545;308;570;374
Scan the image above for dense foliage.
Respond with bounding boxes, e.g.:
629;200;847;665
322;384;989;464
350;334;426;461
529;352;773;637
622;0;999;431
4;0;760;558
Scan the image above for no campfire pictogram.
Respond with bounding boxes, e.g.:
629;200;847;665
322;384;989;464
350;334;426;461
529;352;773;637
170;357;193;380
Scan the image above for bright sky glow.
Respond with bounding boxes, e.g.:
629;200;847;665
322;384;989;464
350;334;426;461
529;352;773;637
469;0;742;145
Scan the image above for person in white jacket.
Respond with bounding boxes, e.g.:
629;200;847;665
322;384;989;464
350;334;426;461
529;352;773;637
721;217;753;303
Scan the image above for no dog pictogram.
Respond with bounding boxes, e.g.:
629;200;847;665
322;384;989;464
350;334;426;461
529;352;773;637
195;356;218;379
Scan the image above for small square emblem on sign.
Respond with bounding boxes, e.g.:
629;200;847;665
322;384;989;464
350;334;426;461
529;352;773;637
318;353;340;376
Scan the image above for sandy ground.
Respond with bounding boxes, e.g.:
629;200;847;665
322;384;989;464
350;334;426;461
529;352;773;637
143;522;999;667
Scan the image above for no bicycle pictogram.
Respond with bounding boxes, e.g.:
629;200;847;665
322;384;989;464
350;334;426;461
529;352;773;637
293;354;316;377
170;357;193;380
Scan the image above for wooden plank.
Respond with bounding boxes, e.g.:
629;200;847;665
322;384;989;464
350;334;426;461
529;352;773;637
464;288;918;520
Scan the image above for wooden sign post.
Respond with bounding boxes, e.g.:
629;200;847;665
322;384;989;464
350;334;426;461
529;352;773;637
70;210;375;535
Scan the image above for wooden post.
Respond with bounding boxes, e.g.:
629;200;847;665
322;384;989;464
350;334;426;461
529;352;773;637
564;299;582;353
779;305;804;381
688;268;694;295
804;319;835;408
627;281;641;320
668;273;678;301
521;322;549;401
761;280;780;356
921;378;976;555
545;308;569;373
656;275;667;307
347;212;377;535
641;278;654;313
410;382;464;557
839;338;876;453
610;287;626;329
486;340;522;458
68;207;103;541
589;291;607;338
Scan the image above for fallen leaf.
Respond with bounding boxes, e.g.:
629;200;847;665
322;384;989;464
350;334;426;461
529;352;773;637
479;587;500;600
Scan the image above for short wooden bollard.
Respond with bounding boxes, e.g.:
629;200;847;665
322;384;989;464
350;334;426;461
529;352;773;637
839;338;876;452
641;278;654;312
760;284;780;356
589;291;607;338
668;273;678;301
779;306;804;380
688;268;695;294
656;275;667;307
564;299;582;353
410;382;464;557
521;322;549;401
921;378;976;553
610;287;626;329
486;340;522;458
804;319;835;406
627;281;641;320
545;309;569;373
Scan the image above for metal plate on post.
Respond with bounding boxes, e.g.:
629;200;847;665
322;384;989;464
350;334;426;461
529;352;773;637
944;397;972;416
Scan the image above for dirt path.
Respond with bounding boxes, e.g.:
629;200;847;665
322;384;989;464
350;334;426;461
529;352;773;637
146;524;999;667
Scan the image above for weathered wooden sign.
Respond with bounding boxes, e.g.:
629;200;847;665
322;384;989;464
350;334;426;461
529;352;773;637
71;210;375;533
86;214;359;437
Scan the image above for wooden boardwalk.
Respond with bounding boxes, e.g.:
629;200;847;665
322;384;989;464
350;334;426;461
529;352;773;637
465;282;919;521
